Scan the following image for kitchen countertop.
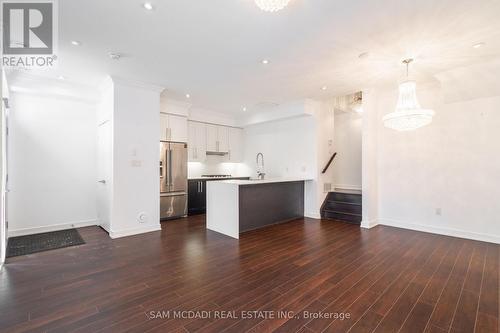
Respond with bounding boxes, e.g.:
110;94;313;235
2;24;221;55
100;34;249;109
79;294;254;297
188;177;250;181
214;178;313;186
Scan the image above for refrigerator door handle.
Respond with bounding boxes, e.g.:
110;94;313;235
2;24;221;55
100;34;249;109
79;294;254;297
168;149;173;188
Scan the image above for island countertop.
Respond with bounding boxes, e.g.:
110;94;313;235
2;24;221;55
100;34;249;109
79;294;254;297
214;177;313;186
206;178;310;239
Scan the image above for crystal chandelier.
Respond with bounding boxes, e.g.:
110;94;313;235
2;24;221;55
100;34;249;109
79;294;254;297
254;0;291;12
383;59;434;131
350;91;363;113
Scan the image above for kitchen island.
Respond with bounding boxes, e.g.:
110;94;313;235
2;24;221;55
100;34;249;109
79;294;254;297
206;178;310;239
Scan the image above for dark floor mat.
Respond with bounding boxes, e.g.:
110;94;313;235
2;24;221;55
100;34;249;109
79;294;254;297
7;229;85;258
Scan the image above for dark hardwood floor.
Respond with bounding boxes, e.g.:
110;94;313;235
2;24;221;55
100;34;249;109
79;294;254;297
0;215;498;333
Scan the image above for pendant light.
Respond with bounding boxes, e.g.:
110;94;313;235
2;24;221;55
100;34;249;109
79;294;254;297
383;59;434;131
254;0;291;12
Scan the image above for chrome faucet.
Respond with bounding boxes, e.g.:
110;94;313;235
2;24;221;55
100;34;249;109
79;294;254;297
256;153;265;180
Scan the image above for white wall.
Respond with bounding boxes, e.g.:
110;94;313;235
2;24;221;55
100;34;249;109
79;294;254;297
243;115;317;179
332;111;362;190
108;79;162;238
8;92;98;236
363;82;500;243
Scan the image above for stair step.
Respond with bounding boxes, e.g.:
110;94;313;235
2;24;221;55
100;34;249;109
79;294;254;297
322;210;362;224
327;192;362;204
323;201;362;215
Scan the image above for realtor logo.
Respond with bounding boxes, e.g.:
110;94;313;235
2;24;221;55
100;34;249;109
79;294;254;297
1;0;58;67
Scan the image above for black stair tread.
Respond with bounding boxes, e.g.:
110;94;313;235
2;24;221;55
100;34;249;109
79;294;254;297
331;189;362;195
326;200;361;206
322;217;361;224
322;209;362;217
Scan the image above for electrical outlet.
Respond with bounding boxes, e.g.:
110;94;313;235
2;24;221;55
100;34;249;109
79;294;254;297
435;208;442;216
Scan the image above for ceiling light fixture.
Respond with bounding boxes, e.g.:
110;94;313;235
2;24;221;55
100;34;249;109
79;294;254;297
383;59;434;131
254;0;291;12
143;2;154;10
262;59;269;65
350;92;363;113
71;40;81;46
58;75;66;80
185;93;191;99
321;86;327;91
472;42;485;49
243;107;247;112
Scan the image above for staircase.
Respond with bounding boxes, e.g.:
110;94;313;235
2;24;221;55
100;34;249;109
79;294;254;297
321;190;362;224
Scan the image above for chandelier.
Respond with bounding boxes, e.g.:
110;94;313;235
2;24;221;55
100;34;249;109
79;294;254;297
254;0;291;12
350;91;363;113
383;59;434;131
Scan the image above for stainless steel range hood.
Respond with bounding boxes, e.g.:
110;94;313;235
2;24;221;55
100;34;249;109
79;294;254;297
205;151;228;156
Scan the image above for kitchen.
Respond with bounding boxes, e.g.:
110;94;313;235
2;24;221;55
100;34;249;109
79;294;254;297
159;92;313;237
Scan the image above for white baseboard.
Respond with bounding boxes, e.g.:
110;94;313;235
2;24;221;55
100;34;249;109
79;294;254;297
108;224;162;239
360;219;379;229
334;184;362;191
8;219;98;237
378;218;500;244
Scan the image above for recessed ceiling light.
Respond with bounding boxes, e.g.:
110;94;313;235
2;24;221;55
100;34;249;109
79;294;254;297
473;42;485;49
58;75;66;80
143;2;153;10
243;107;247;112
321;86;327;91
185;93;191;99
108;52;122;60
71;40;81;46
262;59;269;65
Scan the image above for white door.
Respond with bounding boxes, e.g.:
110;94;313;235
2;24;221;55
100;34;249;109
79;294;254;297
0;97;8;264
96;121;112;232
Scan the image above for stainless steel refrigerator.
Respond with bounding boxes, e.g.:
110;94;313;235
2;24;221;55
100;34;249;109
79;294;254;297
160;141;188;220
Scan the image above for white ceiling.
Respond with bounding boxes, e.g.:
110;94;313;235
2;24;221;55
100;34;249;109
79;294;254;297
18;0;500;113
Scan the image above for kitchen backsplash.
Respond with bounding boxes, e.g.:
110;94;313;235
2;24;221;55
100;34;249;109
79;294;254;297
188;155;251;178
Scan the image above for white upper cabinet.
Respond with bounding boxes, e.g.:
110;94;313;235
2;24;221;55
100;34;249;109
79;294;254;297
160;113;169;141
160;113;188;142
188;122;207;162
206;124;218;152
206;124;229;153
228;127;244;162
217;126;229;153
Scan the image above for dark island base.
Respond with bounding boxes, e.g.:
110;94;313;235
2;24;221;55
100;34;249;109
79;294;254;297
238;181;305;233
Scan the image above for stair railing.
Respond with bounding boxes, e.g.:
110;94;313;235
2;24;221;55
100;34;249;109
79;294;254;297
321;152;337;174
